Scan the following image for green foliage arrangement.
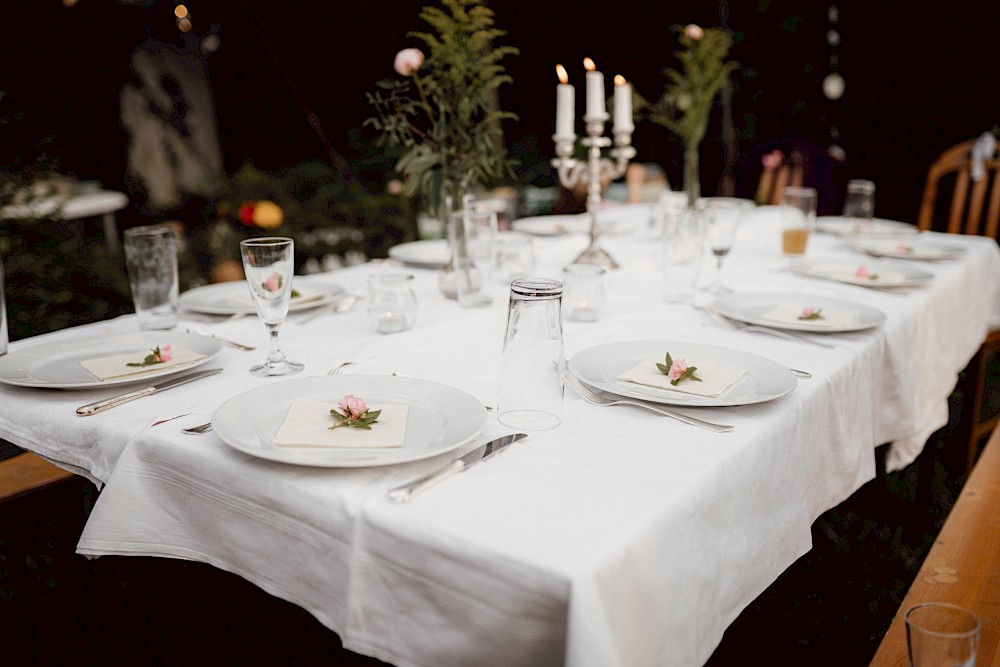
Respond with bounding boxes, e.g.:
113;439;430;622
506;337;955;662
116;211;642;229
365;0;519;218
643;25;738;206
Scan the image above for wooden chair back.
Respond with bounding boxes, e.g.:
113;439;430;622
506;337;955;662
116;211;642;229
918;138;1000;238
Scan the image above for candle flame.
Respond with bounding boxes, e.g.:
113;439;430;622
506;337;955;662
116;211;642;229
583;57;596;72
614;74;626;86
556;64;568;84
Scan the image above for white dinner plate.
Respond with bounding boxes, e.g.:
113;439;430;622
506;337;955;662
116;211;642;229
568;341;797;407
512;205;650;236
713;292;886;333
814;216;918;238
387;239;450;268
792;260;933;288
852;238;965;261
0;331;221;389
179;277;345;315
212;375;488;468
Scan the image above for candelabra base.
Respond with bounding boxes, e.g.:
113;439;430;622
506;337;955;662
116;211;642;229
572;242;619;270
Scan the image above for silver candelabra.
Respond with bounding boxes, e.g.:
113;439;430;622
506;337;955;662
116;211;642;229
551;117;635;269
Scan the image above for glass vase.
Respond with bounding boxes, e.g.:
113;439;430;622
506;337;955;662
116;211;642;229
438;181;473;300
683;146;701;210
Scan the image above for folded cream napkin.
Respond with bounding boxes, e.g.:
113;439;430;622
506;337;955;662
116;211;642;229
230;285;325;309
272;400;408;448
760;304;859;328
80;343;207;381
617;358;748;398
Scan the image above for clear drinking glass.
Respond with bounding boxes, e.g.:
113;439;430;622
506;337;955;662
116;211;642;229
123;224;179;330
497;278;564;431
453;209;498;307
905;602;979;667
240;237;304;376
662;207;704;303
843;179;876;220
780;186;818;256
0;254;8;356
702;198;750;293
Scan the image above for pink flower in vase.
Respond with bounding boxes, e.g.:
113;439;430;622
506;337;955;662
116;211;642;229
393;48;425;76
684;24;705;41
761;149;784;171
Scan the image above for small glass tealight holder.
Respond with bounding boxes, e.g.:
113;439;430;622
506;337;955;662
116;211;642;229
367;273;417;334
562;264;606;322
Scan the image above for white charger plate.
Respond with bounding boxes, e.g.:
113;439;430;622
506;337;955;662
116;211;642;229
713;292;886;333
814;216;918;237
387;239;450;268
852;238;965;261
792;260;933;288
179;277;344;315
212;375;488;468
0;331;221;389
568;341;797;407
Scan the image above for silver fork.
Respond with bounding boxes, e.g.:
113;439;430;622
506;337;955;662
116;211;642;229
705;306;835;349
565;373;734;433
183;361;357;435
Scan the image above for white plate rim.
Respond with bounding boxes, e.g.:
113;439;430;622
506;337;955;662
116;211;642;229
814;216;918;237
179;279;344;315
568;340;797;407
793;260;933;287
212;374;488;468
387;239;450;268
852;238;965;261
712;292;886;333
0;331;222;389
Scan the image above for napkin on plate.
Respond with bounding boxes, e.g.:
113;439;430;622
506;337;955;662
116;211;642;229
80;343;207;381
822;267;907;284
272;400;408;448
759;304;859;328
617;358;748;398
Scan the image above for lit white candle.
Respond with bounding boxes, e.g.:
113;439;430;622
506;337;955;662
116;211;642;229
554;64;575;139
613;74;633;132
583;57;607;120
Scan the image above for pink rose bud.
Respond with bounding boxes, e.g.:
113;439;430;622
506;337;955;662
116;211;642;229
855;266;870;278
264;273;280;292
160;344;173;362
667;358;689;382
339;395;368;419
800;307;815;318
393;48;425;76
684;24;704;41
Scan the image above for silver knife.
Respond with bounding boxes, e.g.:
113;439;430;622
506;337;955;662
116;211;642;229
75;368;223;416
387;432;527;503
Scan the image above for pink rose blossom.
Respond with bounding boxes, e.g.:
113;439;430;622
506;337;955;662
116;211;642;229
761;149;784;170
684;24;704;41
393;48;425;76
263;273;281;292
800;307;816;318
896;242;910;252
855;266;870;278
667;358;689;382
338;394;368;420
159;344;173;362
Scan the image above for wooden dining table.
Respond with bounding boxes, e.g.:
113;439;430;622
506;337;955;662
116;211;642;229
1;205;998;666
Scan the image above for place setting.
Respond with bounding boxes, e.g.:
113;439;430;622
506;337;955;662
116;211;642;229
567;340;799;410
814;216;920;238
790;259;934;289
850;237;966;261
711;292;886;334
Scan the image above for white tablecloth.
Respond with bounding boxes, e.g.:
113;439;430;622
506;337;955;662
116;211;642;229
3;207;998;666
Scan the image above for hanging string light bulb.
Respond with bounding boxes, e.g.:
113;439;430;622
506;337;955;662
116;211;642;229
824;4;846;161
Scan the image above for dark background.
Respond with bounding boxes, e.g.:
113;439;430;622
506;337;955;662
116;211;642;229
2;0;998;225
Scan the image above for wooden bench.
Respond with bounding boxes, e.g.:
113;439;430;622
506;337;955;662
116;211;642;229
869;426;1000;666
0;451;77;503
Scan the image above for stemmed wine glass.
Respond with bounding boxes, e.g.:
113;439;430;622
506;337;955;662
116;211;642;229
703;198;751;294
239;237;304;376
